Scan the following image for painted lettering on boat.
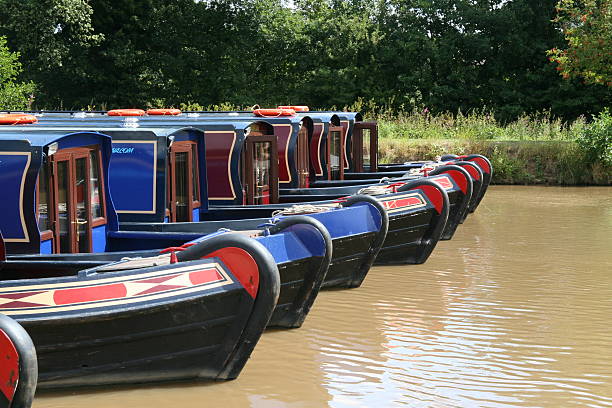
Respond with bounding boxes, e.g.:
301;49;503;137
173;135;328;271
112;147;135;154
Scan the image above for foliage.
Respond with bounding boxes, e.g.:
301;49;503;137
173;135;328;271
575;108;612;166
0;0;609;118
378;138;609;185
0;0;102;105
369;103;586;142
0;36;35;109
548;0;612;85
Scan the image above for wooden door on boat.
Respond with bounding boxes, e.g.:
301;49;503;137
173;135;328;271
46;147;105;253
327;126;345;180
297;124;310;188
168;141;200;222
244;135;278;205
352;122;378;172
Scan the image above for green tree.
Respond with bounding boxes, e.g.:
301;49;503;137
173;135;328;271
0;36;35;109
548;0;612;85
0;0;102;106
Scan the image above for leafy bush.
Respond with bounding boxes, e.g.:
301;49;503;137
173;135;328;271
576;109;612;166
0;36;35;109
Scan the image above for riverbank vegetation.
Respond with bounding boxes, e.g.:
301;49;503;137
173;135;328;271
376;108;611;185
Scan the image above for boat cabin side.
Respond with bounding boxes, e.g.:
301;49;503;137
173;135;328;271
102;127;208;223
0;131;118;255
202;120;279;206
307;111;378;175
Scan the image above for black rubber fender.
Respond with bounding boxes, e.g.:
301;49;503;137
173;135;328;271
397;179;450;264
266;215;333;327
428;164;473;224
174;233;280;380
340;194;389;285
0;313;37;408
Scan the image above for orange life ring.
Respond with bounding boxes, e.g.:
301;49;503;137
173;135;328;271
147;108;182;116
0;114;38;125
253;108;296;117
107;109;145;117
278;105;309;112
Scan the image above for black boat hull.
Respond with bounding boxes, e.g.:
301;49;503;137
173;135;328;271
1;234;280;390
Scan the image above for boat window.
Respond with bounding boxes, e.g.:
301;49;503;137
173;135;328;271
253;141;271;205
89;150;104;220
57;160;71;254
362;128;371;167
329;130;342;180
297;124;310;188
175;151;189;221
75;157;90;253
37;163;50;232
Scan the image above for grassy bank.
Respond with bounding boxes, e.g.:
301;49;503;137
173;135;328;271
372;109;611;185
379;139;611;185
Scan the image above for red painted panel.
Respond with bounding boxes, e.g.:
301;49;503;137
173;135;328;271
412;185;444;214
469;157;491;174
189;269;224;285
0;329;19;402
204;247;259;299
205;132;236;199
429;176;453;190
460;164;480;180
54;283;127;305
441;170;468;194
310;124;323;176
382;196;423;210
274;125;292;183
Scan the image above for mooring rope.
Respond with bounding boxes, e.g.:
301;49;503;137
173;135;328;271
357;185;393;195
272;203;341;216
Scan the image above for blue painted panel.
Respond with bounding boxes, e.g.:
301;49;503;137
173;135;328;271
192;208;200;222
109;142;156;212
40;239;53;254
304;204;379;239
92;224;107;253
256;233;312;263
0;154;30;240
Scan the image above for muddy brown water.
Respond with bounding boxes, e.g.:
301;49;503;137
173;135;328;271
35;186;612;408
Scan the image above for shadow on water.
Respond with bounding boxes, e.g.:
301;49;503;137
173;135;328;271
34;186;612;408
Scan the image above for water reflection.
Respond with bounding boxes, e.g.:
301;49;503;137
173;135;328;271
35;186;612;408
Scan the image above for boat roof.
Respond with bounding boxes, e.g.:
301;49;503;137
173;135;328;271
0;129;110;147
1;123;210;138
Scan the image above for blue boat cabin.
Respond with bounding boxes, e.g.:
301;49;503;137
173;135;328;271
0;130;118;254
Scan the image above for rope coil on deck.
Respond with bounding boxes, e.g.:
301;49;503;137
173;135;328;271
358;185;393;195
272;203;341;216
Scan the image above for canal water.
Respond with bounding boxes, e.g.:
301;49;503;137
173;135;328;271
35;186;612;408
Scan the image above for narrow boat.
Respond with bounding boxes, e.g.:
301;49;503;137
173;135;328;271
0;123;331;328
0;229;281;391
24;115;388;288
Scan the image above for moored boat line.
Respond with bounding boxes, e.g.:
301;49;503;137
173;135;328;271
0;107;493;406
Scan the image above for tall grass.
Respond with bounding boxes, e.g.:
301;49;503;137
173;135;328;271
345;101;587;142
